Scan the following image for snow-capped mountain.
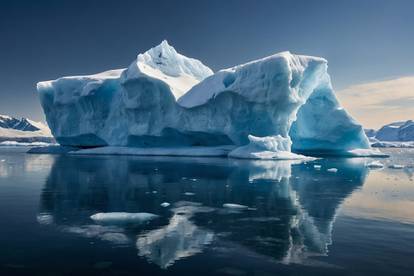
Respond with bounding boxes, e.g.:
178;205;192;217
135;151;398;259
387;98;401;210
0;114;53;143
1;115;41;131
366;120;414;148
374;120;414;141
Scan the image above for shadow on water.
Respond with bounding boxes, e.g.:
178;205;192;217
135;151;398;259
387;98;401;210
37;155;368;269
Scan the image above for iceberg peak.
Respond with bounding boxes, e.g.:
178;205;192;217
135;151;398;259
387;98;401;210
121;40;213;99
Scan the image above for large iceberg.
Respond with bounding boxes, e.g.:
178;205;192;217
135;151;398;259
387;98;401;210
37;40;375;158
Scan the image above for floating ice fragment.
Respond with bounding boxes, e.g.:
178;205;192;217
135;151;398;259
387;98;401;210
366;161;384;169
223;203;248;210
90;212;158;224
160;202;170;207
388;164;404;169
184;192;195;196
327;168;338;173
314;165;322;170
36;213;54;225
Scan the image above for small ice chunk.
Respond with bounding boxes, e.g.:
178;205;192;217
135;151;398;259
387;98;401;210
184;192;195;196
90;212;158;224
388;164;404;169
160;202;170;207
0;159;5;162
36;213;54;225
223;203;248;210
314;165;322;170
327;168;338;173
366;161;384;168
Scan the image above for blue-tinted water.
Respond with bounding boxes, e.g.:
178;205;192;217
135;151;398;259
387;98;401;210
0;148;413;275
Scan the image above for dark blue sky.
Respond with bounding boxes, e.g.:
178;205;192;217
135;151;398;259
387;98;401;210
1;0;413;122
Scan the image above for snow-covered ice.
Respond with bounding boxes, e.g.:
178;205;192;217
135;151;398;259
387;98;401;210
228;135;313;160
37;41;375;159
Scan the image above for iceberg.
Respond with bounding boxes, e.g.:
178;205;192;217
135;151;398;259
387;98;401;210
37;41;374;158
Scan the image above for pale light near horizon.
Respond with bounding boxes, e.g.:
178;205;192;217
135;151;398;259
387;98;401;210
336;76;414;129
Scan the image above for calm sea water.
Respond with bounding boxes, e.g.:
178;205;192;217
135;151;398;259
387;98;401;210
0;147;413;275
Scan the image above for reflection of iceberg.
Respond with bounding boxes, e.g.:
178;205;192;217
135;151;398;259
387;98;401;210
91;212;159;224
38;155;368;268
65;224;130;245
284;159;368;262
136;203;214;269
231;159;299;182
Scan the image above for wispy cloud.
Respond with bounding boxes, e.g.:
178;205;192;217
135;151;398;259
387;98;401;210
336;76;414;129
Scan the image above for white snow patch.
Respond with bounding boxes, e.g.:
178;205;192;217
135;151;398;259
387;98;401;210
123;40;213;100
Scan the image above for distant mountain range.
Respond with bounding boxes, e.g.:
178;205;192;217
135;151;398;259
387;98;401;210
365;120;414;141
0;114;54;143
365;120;414;148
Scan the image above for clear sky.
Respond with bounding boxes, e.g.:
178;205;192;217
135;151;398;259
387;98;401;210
0;0;413;128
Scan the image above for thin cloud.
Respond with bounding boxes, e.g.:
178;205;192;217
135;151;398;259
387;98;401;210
336;76;414;129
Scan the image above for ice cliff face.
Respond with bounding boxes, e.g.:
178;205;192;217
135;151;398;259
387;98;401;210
37;41;371;157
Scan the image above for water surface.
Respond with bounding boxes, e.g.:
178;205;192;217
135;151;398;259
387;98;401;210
0;148;413;275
